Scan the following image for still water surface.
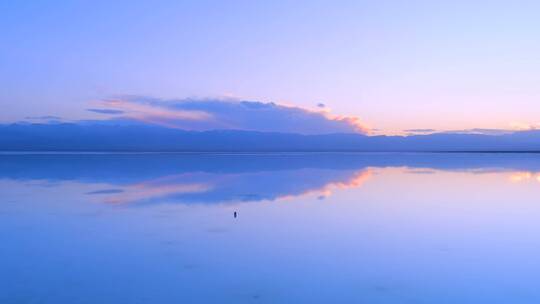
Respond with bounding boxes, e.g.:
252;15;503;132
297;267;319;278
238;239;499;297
2;153;540;303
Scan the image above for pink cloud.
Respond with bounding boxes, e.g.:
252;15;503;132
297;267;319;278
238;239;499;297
90;96;370;134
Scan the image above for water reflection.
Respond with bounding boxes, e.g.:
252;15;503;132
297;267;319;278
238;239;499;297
2;153;540;205
92;170;372;205
508;171;540;183
4;153;540;303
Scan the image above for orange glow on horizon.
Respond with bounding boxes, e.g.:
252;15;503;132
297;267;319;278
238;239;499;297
277;169;373;201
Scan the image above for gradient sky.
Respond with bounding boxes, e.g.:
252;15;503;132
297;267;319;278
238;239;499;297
2;1;540;134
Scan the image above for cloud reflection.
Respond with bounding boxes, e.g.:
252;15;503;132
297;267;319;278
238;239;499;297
508;171;540;183
103;174;212;204
98;169;371;205
2;153;540;206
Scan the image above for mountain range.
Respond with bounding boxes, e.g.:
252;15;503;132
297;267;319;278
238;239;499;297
2;122;540;152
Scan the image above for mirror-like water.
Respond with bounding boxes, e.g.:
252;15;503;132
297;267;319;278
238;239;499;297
2;153;540;303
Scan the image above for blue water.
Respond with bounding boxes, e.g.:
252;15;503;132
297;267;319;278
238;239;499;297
2;153;540;303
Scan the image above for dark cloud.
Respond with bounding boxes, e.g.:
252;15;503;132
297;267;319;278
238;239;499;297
405;128;516;136
86;189;125;195
404;128;436;133
25;115;62;120
87;108;125;115
96;96;369;134
442;128;515;135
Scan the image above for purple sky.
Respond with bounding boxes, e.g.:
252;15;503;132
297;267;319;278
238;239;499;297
2;1;540;135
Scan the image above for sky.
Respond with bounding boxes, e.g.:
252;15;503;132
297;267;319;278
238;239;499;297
1;0;540;135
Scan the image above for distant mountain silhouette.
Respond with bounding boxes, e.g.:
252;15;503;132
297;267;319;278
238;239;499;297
2;122;540;152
